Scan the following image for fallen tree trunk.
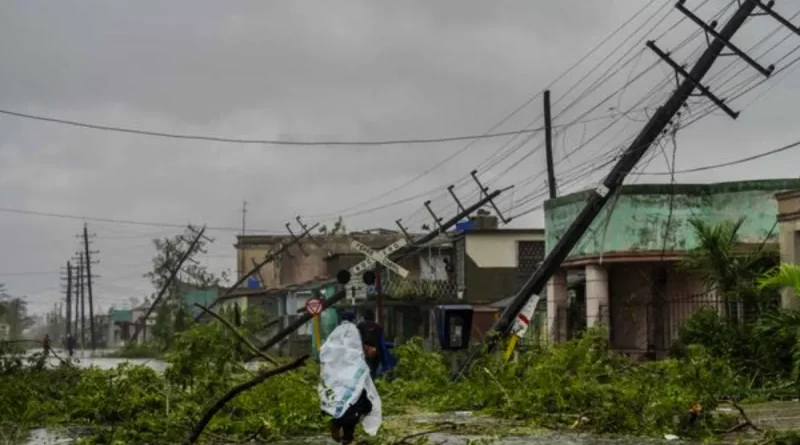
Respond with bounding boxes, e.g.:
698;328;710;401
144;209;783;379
186;354;309;445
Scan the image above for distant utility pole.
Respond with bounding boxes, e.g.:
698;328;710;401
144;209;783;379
77;252;85;349
544;90;557;199
458;0;788;376
65;261;72;337
241;200;247;280
82;224;98;351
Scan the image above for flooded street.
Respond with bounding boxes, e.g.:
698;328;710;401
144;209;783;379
42;348;167;371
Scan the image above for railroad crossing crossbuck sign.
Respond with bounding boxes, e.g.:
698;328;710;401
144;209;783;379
349;239;410;279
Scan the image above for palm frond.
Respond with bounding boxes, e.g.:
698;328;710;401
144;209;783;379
759;263;800;294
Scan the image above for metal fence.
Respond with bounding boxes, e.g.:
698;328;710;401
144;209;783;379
381;278;458;300
611;290;780;354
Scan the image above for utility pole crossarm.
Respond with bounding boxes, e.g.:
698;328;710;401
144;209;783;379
197;221;320;320
455;0;761;379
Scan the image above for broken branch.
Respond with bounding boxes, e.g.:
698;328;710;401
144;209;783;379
193;303;279;366
186;354;309;445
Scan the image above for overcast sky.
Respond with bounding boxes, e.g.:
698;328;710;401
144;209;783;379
1;0;800;316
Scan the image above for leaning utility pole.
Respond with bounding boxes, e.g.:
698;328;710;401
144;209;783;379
457;0;781;376
132;225;208;342
544;90;557;199
82;224;97;350
259;182;512;355
197;220;319;320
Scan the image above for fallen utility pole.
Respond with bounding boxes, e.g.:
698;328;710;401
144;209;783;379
131;225;207;343
194;221;319;321
286;184;511;343
455;0;769;378
392;186;510;263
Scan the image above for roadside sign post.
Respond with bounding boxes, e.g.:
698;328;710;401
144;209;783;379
348;239;410;326
504;294;541;360
305;297;324;353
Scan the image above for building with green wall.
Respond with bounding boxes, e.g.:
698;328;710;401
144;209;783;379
542;178;800;357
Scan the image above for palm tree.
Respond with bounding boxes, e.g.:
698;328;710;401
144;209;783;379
681;218;776;319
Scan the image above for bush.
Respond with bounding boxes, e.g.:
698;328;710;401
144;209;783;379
0;325;753;443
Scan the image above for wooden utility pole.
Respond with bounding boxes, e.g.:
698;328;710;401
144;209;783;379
375;263;382;326
131;226;208;342
544;90;557;199
458;0;775;376
83;224;96;350
78;253;85;349
241;200;247;280
65;261;72;337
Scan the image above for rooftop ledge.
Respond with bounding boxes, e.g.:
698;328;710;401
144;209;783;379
544;178;800;211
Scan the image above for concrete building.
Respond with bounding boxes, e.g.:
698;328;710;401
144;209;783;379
108;308;132;348
235;230;451;294
544;179;799;357
449;213;546;340
775;189;800;309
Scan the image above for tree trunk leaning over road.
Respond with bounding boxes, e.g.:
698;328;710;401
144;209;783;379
193;303;279;365
185;354;309;445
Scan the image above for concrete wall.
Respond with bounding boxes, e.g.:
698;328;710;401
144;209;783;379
776;190;800;309
544;179;800;260
461;230;545;303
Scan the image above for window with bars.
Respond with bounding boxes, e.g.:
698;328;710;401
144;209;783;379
517;241;545;276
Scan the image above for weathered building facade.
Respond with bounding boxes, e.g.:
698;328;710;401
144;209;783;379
544;179;800;357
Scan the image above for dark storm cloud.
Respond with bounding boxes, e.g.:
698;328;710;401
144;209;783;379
1;0;799;314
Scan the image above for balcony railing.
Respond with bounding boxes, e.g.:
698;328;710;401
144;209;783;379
379;278;459;301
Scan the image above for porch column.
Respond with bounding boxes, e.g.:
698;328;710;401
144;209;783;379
546;269;568;343
778;222;800;309
585;264;609;328
776;191;800;310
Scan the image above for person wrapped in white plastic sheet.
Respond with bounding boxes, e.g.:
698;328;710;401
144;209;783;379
318;317;382;444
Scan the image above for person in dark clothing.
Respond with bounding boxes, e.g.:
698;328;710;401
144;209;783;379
42;334;51;356
66;334;76;357
329;390;373;444
357;310;384;379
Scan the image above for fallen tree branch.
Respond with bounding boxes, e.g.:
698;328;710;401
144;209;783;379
719;400;762;434
186;354;309;445
193;303;279;366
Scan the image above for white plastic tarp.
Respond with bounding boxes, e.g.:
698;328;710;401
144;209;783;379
318;321;382;435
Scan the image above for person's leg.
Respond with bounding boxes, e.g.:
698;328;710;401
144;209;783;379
341;420;357;444
329;418;342;442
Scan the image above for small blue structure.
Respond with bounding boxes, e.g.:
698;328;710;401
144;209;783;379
246;276;261;289
455;220;475;233
434;305;474;350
